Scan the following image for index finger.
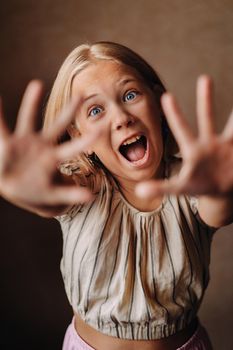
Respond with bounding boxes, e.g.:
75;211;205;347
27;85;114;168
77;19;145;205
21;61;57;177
15;80;44;136
196;75;215;140
161;93;195;152
42;96;81;141
135;177;183;198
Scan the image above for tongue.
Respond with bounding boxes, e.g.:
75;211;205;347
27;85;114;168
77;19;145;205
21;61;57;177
125;143;146;161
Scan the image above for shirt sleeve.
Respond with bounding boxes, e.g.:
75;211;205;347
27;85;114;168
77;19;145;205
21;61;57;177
186;194;218;234
54;170;107;223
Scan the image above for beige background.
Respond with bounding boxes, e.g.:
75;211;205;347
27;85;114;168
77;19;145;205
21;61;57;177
0;1;233;349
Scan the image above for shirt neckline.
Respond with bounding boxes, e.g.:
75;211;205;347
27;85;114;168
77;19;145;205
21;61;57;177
116;188;168;217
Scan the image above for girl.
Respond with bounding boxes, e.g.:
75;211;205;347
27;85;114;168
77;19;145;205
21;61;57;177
0;42;233;350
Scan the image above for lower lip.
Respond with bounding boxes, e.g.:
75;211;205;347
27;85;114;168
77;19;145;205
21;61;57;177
119;138;150;168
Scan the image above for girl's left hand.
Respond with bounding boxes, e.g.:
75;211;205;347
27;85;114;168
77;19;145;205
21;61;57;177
136;75;233;199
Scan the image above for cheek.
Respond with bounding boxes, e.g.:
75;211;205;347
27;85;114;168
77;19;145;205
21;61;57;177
150;114;162;136
151;121;164;153
74;116;86;134
92;137;111;159
156;128;164;151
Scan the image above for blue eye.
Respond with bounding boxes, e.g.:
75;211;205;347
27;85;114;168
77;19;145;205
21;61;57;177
124;91;138;102
89;106;103;117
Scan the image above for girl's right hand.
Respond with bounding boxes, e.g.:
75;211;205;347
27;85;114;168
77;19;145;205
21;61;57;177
0;81;99;217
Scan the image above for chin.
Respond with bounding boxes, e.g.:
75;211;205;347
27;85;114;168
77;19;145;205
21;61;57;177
118;164;162;185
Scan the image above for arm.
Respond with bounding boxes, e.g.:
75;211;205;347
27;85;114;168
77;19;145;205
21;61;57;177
198;195;233;228
136;75;233;228
0;81;100;218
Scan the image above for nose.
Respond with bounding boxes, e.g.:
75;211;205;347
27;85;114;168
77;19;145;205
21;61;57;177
112;108;135;131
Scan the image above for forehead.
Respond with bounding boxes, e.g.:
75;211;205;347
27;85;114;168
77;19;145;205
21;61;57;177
71;60;144;96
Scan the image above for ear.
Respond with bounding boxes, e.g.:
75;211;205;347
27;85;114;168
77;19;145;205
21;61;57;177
67;123;81;138
67;124;94;156
87;150;94;156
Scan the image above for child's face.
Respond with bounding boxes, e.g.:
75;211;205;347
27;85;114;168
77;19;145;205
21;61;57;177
71;60;163;184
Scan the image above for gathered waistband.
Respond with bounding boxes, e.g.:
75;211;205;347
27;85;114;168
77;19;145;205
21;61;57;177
62;317;213;350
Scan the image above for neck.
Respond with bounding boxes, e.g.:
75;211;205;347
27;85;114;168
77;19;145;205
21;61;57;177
115;161;165;212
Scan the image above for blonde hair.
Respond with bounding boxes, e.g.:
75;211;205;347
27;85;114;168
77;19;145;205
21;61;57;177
44;41;176;180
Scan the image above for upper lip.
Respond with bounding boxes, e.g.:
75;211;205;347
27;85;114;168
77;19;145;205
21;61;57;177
117;132;145;151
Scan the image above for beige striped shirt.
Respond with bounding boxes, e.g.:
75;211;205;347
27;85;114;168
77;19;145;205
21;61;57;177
56;161;216;340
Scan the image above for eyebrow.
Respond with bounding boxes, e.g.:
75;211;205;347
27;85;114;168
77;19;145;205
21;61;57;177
118;78;138;86
78;78;138;106
81;93;99;104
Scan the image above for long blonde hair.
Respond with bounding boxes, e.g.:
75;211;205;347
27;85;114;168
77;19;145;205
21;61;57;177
44;41;175;180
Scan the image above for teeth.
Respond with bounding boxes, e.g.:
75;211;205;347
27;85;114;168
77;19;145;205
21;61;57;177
122;135;141;146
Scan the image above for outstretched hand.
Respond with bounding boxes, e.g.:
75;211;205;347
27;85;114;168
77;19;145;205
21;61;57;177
0;81;101;216
136;76;233;199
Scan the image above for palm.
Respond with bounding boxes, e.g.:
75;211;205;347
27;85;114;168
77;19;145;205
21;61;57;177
0;81;99;215
1;134;59;204
136;76;233;198
173;138;233;195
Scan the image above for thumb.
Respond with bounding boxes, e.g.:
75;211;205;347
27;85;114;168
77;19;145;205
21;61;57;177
135;178;181;199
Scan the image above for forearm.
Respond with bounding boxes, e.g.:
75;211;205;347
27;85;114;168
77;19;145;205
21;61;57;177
34;205;71;218
0;186;69;218
198;194;233;228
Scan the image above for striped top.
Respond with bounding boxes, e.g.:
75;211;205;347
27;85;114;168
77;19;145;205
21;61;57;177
56;160;216;340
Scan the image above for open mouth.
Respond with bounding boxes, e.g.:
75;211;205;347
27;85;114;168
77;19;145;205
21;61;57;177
119;135;148;163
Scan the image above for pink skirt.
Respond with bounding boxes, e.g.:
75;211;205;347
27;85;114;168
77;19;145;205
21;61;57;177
62;318;213;350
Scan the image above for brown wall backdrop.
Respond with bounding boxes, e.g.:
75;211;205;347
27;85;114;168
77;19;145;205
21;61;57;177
0;1;233;349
